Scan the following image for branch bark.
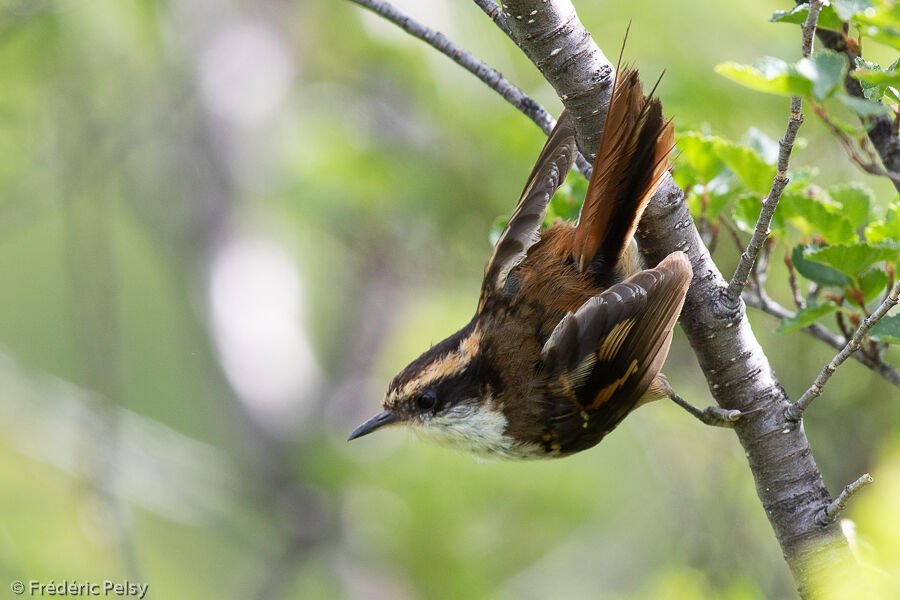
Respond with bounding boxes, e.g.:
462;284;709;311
502;1;870;597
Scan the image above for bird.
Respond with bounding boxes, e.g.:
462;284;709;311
349;64;693;460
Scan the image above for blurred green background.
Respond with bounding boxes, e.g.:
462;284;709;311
0;0;898;598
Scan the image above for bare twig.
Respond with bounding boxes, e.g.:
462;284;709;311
667;388;742;428
816;473;873;526
346;0;592;177
472;0;512;38
725;0;823;303
784;250;806;309
786;278;900;422
744;291;900;386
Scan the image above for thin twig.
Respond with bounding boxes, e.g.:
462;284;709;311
725;0;823;303
784;250;806;309
786;278;900;422
744;291;900;386
814;105;900;185
816;473;873;526
719;216;746;253
472;0;512;38
346;0;592;177
812;21;900;194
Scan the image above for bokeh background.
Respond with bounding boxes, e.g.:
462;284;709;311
1;0;899;598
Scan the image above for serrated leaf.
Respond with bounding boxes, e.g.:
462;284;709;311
776;301;841;334
733;194;788;233
806;242;900;277
836;93;892;116
828;183;873;229
852;60;900;104
870;314;900;344
857;268;890;303
799;52;848;100
713;139;776;193
792;244;853;286
865;202;900;242
716;52;847;101
782;192;857;244
716;58;812;98
771;4;845;30
675;132;726;182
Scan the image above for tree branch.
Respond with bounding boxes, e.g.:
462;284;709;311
725;0;823;303
816;473;873;526
502;0;615;158
347;0;593;177
811;23;900;193
473;0;512;39
502;1;870;595
786;278;900;422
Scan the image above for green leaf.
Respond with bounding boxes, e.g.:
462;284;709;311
771;4;845;31
675;132;726;182
833;0;874;21
745;127;780;164
799;52;848;100
776;301;841;334
836;93;892;116
828;183;873;229
869;314;900;344
865;202;900;242
857;268;890;302
854;2;900;51
792;244;853;287
781;192;857;244
713;139;776;193
733;194;789;233
716;52;847;100
805;242;900;277
716;58;812;97
852;59;900;103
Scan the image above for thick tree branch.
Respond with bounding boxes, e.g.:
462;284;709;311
725;1;823;303
502;0;614;158
786;279;900;421
503;1;869;596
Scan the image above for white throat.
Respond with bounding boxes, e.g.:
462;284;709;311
413;400;544;461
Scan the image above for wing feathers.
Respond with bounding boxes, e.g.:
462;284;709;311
541;251;692;412
480;112;577;307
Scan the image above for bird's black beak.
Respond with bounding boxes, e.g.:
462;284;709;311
348;409;401;441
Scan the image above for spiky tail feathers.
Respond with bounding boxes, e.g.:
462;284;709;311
572;67;674;274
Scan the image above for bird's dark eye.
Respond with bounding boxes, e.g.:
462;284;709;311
417;390;438;411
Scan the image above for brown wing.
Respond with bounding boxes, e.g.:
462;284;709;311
540;251;692;428
479;112;577;309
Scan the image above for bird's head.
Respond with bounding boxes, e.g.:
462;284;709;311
348;322;514;457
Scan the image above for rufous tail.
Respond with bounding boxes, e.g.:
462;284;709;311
572;67;674;273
